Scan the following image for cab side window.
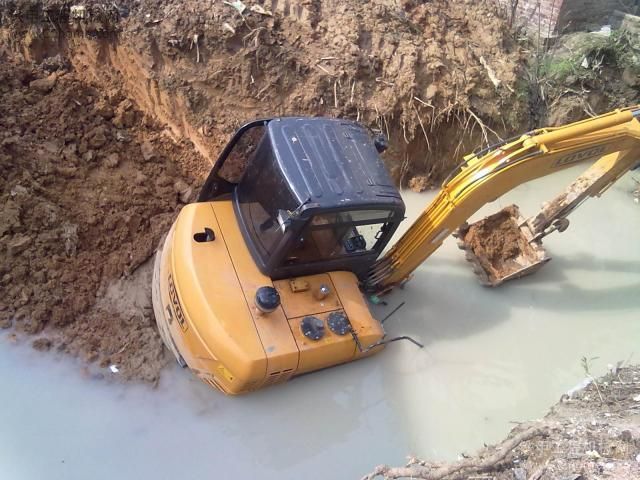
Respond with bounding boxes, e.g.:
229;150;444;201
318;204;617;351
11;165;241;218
217;126;265;183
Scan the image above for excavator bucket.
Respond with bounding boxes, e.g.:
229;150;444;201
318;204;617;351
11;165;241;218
454;205;551;287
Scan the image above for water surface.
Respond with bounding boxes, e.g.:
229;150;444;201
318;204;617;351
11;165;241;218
2;165;639;479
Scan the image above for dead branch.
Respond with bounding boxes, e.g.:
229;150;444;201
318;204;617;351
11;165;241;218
315;64;336;77
465;107;503;146
479;55;501;89
412;103;431;152
361;424;549;480
399;152;410;189
383;114;390;143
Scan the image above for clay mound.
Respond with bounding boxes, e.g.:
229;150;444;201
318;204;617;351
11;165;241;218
0;57;206;381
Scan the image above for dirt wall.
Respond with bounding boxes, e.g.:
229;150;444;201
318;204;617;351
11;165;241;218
2;0;528;186
0;55;206;381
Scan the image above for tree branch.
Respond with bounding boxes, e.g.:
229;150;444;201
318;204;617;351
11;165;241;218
361;424;549;480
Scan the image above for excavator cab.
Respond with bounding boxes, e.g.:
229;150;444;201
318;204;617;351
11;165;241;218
199;117;405;280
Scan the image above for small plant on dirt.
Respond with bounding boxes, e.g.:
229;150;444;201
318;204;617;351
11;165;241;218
581;355;605;403
538;29;640;85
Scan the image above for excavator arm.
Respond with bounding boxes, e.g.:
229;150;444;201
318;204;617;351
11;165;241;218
365;106;640;293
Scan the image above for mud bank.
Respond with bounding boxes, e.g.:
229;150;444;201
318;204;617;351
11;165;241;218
365;365;640;480
0;56;207;380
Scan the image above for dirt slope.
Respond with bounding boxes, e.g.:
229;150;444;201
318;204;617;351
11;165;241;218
0;55;206;381
2;0;526;186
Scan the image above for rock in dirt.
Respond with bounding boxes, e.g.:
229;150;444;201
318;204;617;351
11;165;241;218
29;73;57;94
60;223;79;257
94;101;115;120
7;235;31;256
87;127;108;149
32;337;52;351
140;140;156;162
173;179;193;203
0;201;21;236
408;175;432;193
104;152;120;168
134;171;148;185
40;54;70;73
1;135;20;149
113;100;136;129
622;67;640;88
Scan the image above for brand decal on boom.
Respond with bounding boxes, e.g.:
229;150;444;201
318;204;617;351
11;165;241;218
555;145;606;167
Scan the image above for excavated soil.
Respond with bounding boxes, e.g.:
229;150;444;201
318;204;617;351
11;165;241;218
0;55;207;381
0;0;528;380
1;0;526;185
460;205;540;283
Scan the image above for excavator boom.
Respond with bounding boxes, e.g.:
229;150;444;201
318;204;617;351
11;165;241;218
366;107;640;293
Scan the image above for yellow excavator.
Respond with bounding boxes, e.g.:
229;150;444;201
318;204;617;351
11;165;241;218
152;107;640;394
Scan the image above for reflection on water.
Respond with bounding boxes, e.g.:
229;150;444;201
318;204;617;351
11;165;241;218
2;166;639;479
0;341;407;480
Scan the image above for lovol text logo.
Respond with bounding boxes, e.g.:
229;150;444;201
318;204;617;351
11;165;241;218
168;274;188;331
554;145;606;167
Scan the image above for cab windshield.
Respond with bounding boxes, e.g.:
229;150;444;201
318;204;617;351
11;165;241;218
284;210;393;265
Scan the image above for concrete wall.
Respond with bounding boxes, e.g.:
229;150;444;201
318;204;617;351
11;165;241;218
558;0;621;33
499;0;561;37
500;0;640;37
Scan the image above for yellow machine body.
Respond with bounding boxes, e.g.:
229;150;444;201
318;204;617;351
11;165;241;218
153;109;640;395
153;199;383;395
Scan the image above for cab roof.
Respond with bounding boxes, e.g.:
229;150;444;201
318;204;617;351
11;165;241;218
266;117;403;213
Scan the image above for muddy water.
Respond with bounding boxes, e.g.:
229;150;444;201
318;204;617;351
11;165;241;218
374;165;640;459
2;165;639;479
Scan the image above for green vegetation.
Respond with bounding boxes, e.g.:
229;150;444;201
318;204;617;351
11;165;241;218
539;30;640;84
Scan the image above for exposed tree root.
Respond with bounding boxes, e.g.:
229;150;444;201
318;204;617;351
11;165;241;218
361;424;549;480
